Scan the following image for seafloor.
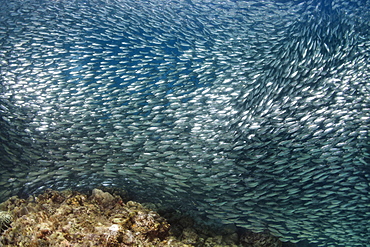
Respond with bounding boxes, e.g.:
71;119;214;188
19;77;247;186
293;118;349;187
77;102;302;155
0;188;294;247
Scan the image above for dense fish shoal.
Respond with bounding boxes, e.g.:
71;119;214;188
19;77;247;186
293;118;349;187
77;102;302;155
0;0;369;246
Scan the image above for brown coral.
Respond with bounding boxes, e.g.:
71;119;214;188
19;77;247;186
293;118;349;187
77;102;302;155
0;189;175;246
0;189;290;247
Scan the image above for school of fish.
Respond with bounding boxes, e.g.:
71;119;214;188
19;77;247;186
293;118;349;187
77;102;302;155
0;0;369;246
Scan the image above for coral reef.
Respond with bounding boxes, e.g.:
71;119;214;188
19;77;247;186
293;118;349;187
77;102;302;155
0;189;179;246
0;189;289;247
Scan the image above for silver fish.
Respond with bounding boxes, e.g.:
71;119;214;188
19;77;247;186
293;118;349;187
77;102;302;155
0;0;369;246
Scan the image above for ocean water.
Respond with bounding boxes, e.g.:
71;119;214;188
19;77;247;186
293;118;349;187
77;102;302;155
0;0;369;246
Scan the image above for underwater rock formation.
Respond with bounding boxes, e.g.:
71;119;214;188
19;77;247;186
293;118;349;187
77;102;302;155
0;189;284;247
0;189;172;246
